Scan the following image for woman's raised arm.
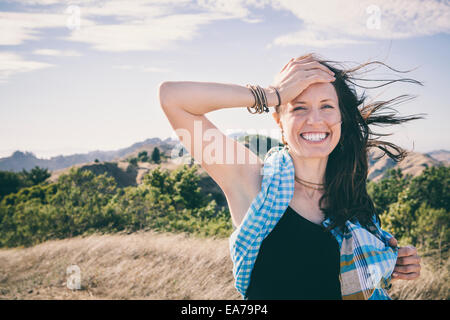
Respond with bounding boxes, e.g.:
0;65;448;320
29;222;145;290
157;81;277;227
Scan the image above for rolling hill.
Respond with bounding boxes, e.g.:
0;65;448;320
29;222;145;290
0;137;178;172
1;134;448;188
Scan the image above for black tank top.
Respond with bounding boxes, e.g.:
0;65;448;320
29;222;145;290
245;205;342;300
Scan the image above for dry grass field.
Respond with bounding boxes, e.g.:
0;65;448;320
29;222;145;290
0;230;447;300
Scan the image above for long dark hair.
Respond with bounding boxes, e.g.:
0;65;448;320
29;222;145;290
276;53;427;233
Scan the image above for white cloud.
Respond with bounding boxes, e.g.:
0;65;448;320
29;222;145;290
0;11;95;46
0;52;54;83
267;28;374;48
197;0;251;18
3;0;449;51
7;0;65;4
3;0;260;51
268;0;450;47
32;49;82;56
79;0;178;19
0;12;58;45
64;1;249;52
66;13;223;52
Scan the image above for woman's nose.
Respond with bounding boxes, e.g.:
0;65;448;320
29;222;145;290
305;108;325;124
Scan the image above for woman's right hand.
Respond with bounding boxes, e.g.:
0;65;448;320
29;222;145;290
270;54;336;106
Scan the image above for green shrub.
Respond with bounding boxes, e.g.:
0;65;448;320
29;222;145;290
377;166;449;253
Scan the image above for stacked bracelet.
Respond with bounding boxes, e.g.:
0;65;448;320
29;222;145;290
246;84;269;114
246;84;281;114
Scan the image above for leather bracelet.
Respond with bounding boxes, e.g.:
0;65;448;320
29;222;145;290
269;86;281;107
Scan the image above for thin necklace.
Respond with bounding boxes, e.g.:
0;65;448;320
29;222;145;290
294;176;325;190
294;176;324;199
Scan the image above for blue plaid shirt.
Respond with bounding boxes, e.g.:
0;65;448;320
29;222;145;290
229;146;398;300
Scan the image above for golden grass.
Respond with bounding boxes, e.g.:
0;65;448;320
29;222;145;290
0;230;447;300
0;230;240;300
389;251;449;300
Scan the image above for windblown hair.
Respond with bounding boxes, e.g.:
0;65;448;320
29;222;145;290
276;53;427;233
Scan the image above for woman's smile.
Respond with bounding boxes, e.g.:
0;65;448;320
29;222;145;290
299;132;330;144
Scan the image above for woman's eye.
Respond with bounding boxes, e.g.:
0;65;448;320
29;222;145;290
293;105;333;111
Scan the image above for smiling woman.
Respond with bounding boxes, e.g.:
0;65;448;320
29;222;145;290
271;54;427;232
158;53;425;300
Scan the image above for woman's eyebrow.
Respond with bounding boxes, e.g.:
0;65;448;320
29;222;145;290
296;98;335;104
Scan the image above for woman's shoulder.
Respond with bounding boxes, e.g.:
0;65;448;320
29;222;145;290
228;145;293;229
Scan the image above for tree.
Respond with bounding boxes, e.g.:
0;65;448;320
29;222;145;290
142;164;212;211
0;171;23;199
143;165;174;195
367;168;411;216
52;168;118;236
128;157;138;167
151;147;161;164
414;203;449;252
405;165;449;212
379;165;450;249
20;166;51;185
138;151;149;162
380;189;416;245
173;164;211;210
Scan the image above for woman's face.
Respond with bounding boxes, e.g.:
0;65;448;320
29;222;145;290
274;82;342;159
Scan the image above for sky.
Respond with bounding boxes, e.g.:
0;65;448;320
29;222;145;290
0;0;449;159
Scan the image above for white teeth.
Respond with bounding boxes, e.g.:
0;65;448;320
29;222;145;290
301;133;327;141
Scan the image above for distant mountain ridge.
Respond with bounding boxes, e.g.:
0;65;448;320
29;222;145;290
0;137;178;172
367;148;446;182
426;149;450;164
0;134;448;184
